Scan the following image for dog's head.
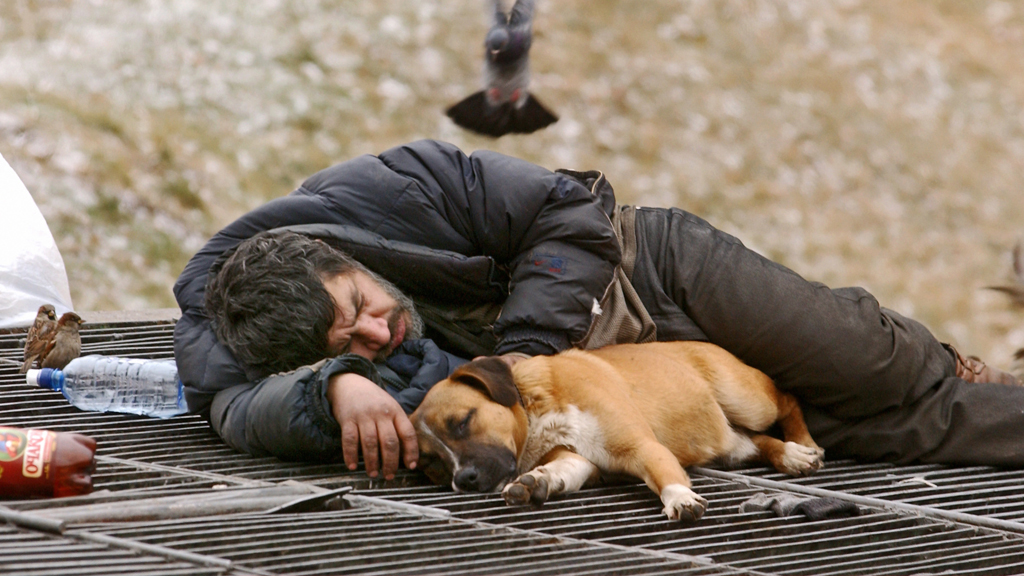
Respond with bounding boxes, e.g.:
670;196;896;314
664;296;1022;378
410;356;528;493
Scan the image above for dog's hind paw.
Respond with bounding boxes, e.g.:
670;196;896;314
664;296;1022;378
660;484;708;523
503;472;550;506
780;442;825;476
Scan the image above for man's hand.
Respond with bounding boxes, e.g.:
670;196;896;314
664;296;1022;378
326;372;418;480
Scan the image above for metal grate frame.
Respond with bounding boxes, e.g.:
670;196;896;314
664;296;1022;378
3;318;1024;575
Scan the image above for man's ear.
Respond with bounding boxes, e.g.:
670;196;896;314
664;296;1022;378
450;357;522;408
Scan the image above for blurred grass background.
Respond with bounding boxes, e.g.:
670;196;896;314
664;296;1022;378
1;0;1023;369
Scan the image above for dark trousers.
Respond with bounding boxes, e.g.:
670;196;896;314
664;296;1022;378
631;206;1024;466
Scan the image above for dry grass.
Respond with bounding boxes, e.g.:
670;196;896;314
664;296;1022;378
1;0;1023;370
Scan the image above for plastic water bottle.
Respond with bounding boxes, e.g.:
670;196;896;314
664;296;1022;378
26;355;187;419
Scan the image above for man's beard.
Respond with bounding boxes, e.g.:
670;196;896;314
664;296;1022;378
365;268;425;361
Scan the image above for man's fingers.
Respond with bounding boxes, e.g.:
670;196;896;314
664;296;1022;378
359;420;380;478
396;413;418;470
340;421;361;471
327;373;419;480
378;423;401;480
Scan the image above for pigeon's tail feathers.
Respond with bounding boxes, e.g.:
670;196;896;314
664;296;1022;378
446;91;557;138
508;94;557;134
446;91;514;137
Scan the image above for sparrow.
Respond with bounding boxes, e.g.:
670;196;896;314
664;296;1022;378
39;312;84;370
446;0;558;137
19;304;58;373
986;240;1024;308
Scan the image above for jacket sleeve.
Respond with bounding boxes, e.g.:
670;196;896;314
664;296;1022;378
209;355;376;460
173;300;375;460
382;339;468;412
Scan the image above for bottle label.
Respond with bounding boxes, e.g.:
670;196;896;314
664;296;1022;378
0;427;55;496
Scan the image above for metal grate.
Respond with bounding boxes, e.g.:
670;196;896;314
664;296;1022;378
4;318;1024;575
0;523;230;576
72;510;730;576
737;461;1024;522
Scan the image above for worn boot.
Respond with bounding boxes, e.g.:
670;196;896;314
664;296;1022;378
948;345;1023;386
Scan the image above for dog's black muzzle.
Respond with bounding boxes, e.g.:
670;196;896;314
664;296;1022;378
452;445;518;493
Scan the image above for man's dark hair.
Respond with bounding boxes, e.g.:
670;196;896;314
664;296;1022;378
204;231;360;377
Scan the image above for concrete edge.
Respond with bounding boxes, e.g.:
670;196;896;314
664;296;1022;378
77;308;181;324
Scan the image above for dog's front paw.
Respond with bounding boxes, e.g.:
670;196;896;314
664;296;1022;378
502;472;550;506
780;442;825;476
660;484;708;523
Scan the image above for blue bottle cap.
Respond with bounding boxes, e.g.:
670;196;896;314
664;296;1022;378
25;368;62;391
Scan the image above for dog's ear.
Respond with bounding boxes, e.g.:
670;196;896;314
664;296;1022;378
418;452;452;486
450;357;522;408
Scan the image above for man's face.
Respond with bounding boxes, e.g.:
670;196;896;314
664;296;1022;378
323;270;424;362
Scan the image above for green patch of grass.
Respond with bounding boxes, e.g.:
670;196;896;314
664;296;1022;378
77;106;127;141
87;191;128;225
89;153;135;189
162;176;204;210
140;231;188;270
290;114;322;133
276;40;324;71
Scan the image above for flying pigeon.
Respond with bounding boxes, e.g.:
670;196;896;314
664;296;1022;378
446;0;558;137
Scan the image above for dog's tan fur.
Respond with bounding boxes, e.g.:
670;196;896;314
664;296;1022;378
411;341;823;522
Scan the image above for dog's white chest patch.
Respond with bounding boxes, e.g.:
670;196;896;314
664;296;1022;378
519;405;610;472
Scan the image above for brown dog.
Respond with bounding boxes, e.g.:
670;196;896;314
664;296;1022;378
410;341;824;522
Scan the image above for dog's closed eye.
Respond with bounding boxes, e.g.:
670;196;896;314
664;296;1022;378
447;409;476;439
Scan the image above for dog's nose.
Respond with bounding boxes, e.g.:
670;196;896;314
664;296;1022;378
453;466;482;492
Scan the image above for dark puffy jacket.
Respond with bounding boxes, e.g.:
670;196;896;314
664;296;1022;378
173;140;621;460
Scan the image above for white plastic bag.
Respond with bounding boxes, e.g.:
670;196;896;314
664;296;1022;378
0;153;75;328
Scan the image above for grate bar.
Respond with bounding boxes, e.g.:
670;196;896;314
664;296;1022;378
715;524;984;564
95;455;279;488
67;530;239;570
342;492;753;574
346;494;452;519
0;506;66;534
434;511;752;575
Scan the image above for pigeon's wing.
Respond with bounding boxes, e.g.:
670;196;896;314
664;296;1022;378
508;0;535;28
489;0;509;26
507;95;558;134
446;92;516;137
